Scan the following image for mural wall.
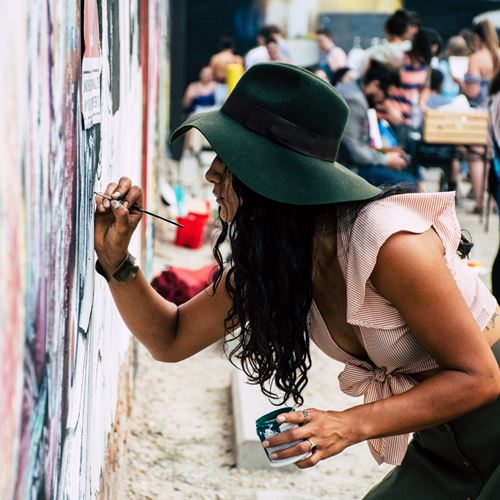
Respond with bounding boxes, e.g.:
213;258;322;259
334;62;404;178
0;0;169;498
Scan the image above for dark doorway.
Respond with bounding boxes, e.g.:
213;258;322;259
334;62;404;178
169;0;261;160
404;0;500;43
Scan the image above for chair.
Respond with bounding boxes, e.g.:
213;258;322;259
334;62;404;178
422;109;489;146
416;109;489;210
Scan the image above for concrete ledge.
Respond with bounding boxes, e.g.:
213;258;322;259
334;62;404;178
231;369;297;470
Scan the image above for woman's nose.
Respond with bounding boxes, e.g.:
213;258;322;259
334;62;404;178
205;157;222;184
205;166;216;184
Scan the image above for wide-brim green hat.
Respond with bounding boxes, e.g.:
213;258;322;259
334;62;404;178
170;63;381;205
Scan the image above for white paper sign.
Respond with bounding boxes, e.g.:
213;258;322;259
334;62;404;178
367;108;383;149
81;0;101;129
82;56;101;129
448;56;469;80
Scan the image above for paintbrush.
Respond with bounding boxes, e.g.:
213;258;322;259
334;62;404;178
94;191;185;228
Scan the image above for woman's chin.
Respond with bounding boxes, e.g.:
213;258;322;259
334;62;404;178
219;208;235;223
220;211;231;223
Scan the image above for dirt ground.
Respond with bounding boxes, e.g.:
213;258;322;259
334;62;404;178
125;342;393;500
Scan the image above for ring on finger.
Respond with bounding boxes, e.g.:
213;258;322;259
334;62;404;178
306;438;317;454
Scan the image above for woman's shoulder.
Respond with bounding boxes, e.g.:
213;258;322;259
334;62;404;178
339;191;460;257
357;191;456;227
471;49;495;71
338;192;461;328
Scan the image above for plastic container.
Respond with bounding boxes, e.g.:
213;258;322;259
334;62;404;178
175;211;209;249
255;407;309;467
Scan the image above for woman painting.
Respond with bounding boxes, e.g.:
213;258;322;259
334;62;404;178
94;63;500;498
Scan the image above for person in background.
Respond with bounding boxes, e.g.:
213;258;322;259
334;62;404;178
209;36;244;84
382;27;433;141
333;67;357;86
364;9;412;69
459;28;476;56
400;28;433;112
245;25;290;70
489;66;500;301
264;35;289;63
268;24;292;62
316;27;347;83
336;61;417;189
245;26;272;69
458;20;500;108
403;10;421;41
439;35;472;100
427;28;443;68
181;66;218;152
456;20;500;214
182;66;217;114
426;69;452;109
310;66;330;82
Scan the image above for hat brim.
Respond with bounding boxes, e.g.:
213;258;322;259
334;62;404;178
170;110;381;205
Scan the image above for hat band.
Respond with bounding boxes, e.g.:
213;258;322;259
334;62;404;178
222;93;339;161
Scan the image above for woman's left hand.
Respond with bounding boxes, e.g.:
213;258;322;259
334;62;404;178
262;408;358;469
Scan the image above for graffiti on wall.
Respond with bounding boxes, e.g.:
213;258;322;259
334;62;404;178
0;0;169;498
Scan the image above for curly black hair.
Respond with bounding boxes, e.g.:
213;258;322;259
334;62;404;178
211;175;472;406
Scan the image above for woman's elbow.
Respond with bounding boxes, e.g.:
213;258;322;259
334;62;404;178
149;346;186;363
486;372;500;403
474;370;500;405
462;84;479;100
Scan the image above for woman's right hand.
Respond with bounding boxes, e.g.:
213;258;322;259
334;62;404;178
94;177;144;276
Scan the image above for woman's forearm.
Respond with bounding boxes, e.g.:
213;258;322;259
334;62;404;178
107;270;178;359
461;81;480;99
345;369;498;445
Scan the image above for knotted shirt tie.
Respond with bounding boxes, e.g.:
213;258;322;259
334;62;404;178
338;359;418;465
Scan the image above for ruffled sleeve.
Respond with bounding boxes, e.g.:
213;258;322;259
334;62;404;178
341;192;460;329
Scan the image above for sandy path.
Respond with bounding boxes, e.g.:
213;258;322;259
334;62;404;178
125;341;392;500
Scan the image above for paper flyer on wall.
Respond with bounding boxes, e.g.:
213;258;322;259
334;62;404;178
81;0;102;129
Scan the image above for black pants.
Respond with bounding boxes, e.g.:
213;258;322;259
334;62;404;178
364;342;500;500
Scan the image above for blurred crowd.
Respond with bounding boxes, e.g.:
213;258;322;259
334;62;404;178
180;8;500;299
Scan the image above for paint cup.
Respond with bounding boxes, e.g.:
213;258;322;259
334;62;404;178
255;407;309;468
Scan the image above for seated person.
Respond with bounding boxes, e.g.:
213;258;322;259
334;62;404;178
316;27;347;83
182;66;217;114
209;36;244;84
363;9;413;70
426;68;470;110
336;62;418;190
426;68;453;108
264;35;289;63
181;66;218;152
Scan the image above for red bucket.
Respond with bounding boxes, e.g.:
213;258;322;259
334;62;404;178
175;211;209;249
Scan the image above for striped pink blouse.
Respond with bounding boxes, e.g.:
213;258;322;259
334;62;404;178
308;192;498;466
